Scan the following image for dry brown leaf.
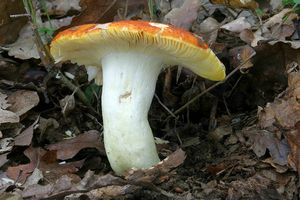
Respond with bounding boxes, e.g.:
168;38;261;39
221;17;252;33
285;126;300;174
259;97;300;129
0;152;9;168
248;9;298;48
59;94;76;116
6;17;73;59
0;0;27;45
125;149;186;183
45;0;81;15
164;0;201;30
228;45;256;70
194;17;220;45
7;90;39;117
0;92;19;124
6;147;41;183
6;146;83;183
242;126;290;167
227;173;282;199
14;118;39;146
46;130;105;160
69;0;117;26
19;149;185;199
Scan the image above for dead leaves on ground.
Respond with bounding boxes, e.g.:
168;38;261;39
2;149;185;199
1;0;300;199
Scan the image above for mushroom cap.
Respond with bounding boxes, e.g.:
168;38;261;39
50;20;225;81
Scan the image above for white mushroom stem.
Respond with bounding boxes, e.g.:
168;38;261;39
101;51;162;175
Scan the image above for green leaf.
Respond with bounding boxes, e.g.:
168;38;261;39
293;0;300;4
255;8;264;16
38;27;55;36
283;0;294;5
84;83;101;104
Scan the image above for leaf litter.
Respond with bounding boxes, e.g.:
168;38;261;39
0;0;300;199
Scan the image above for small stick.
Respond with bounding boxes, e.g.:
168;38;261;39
154;94;176;118
22;0;92;108
171;52;256;117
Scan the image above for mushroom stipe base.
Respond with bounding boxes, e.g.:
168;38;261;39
102;51;162;175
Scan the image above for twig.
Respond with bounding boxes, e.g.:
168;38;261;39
154;94;176;118
10;13;30;18
22;0;91;107
170;53;256;117
99;0;117;20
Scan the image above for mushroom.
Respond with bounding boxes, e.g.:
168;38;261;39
50;20;226;175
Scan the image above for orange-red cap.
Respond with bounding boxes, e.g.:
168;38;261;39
50;20;225;81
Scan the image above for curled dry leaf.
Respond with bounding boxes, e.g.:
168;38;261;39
125;149;186;183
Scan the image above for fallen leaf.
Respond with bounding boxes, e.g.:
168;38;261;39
0;0;27;45
7;90;39;117
259;96;300;130
68;0;117;26
221;17;252;33
6;147;40;183
86;185;139;198
0;92;19;124
229;45;256;70
6;146;83;183
20;149;185;199
23;168;43;188
23;171;124;199
45;0;81;15
46;130;105;160
228;173;282;199
270;0;283;10
249;9;298;47
125;149;186;183
0;138;14;153
164;0;201;30
59;94;76;117
14;117;39;146
6;17;73;59
285;125;300;174
210;0;259;9
0;152;9;168
243;126;290;166
193;17;220;45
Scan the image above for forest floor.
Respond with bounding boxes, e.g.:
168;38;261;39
0;0;300;199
